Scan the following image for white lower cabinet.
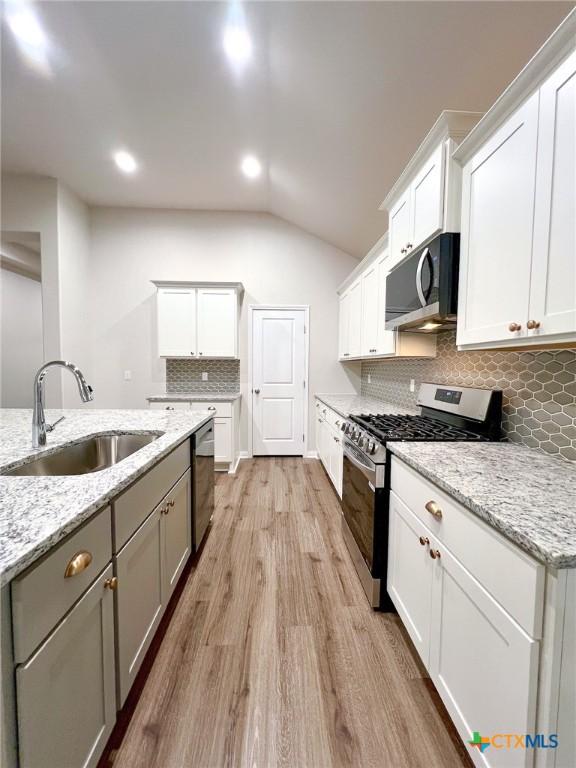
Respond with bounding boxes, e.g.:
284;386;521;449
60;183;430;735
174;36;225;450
16;564;116;768
214;417;232;464
315;399;343;498
163;470;193;600
389;460;543;768
429;541;539;768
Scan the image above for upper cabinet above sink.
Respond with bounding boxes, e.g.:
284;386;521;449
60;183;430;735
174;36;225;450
153;281;244;359
380;110;483;267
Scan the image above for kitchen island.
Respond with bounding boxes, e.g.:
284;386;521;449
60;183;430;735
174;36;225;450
0;407;211;768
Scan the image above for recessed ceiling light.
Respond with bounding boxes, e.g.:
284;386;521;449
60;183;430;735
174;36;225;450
241;155;262;179
113;150;138;174
5;1;51;75
223;25;252;66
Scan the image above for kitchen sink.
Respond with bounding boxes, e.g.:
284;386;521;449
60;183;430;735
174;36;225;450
3;433;161;477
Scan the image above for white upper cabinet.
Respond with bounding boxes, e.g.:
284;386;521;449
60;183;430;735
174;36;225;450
454;13;576;349
154;282;242;358
197;287;237;357
457;95;539;347
361;262;379;356
337;235;436;361
381;111;483;265
530;49;576;339
157;287;196;358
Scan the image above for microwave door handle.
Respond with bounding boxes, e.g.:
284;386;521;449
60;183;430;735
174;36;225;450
416;247;430;307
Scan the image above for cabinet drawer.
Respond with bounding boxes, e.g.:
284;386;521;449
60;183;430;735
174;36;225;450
191;401;232;417
12;507;112;664
114;440;190;551
149;401;191;411
317;402;343;431
391;457;544;637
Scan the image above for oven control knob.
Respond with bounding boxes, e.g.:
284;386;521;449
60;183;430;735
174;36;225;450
359;435;367;448
369;441;377;455
341;422;346;432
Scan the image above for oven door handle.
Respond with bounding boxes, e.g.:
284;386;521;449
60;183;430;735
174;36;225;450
416;247;432;307
344;446;377;485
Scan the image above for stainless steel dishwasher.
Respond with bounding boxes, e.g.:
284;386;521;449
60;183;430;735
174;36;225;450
193;419;215;550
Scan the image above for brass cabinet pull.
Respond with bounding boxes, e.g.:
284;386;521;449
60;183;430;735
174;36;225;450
527;320;541;330
425;500;442;519
64;551;93;578
104;576;118;590
419;536;429;546
508;322;522;332
429;549;441;560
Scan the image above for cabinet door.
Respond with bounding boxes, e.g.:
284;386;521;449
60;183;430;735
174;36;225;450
457;94;539;347
530;50;576;340
197;288;237;358
338;292;350;359
162;469;192;601
389;189;412;264
347;279;363;358
361;262;380;356
16;565;116;768
116;507;164;706
410;143;445;250
214;417;232;463
429;542;539;768
157;287;196;357
387;492;434;665
376;253;396;355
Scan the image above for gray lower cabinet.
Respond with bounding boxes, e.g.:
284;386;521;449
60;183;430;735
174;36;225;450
163;469;192;600
115;506;164;706
16;564;116;768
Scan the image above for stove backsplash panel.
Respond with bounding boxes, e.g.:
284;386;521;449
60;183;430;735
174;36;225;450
166;359;240;393
361;332;576;462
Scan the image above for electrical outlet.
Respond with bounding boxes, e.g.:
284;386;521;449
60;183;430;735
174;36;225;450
202;372;208;381
124;370;132;381
409;379;415;393
367;373;371;384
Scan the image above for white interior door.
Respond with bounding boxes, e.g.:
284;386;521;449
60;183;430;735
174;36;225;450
252;309;306;456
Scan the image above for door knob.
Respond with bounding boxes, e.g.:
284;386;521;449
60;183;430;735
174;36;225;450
254;388;260;394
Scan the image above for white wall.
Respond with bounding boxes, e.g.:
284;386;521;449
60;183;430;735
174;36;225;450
56;182;92;406
88;208;360;451
0;269;43;408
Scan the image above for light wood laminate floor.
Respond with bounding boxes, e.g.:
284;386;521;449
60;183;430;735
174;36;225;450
110;458;472;768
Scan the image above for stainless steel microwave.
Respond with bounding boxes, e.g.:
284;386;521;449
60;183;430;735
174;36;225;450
385;233;460;332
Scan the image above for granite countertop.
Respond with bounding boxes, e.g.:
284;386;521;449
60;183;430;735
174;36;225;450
147;392;241;402
315;393;417;418
388;442;576;569
0;408;211;586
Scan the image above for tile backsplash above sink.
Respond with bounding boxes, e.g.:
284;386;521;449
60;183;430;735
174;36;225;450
166;359;240;393
361;332;576;462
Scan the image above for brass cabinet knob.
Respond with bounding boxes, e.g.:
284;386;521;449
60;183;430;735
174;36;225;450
527;320;541;330
508;322;522;332
104;576;118;590
64;551;92;578
418;536;429;546
167;500;175;508
401;247;407;254
406;243;413;249
429;549;441;560
161;506;168;515
425;500;442;519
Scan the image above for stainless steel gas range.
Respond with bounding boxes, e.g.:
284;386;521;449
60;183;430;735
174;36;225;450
340;383;502;609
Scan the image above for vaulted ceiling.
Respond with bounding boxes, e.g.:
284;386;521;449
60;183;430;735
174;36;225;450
2;1;573;257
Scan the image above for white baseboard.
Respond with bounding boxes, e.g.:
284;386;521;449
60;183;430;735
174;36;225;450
306;450;319;459
228;451;249;474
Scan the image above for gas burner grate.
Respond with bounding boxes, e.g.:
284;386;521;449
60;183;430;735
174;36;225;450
350;413;484;443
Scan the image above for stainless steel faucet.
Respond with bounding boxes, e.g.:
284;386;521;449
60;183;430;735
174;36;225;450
32;361;94;448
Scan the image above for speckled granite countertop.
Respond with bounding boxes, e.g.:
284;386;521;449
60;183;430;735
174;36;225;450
389;442;576;569
0;408;211;586
147;392;241;402
315;393;417;418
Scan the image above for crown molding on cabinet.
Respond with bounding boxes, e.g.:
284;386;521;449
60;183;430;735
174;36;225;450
379;110;483;212
337;232;388;295
453;8;576;165
152;280;244;295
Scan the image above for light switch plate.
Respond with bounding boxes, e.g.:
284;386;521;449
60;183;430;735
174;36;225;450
124;370;132;381
202;372;208;381
409;379;415;392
